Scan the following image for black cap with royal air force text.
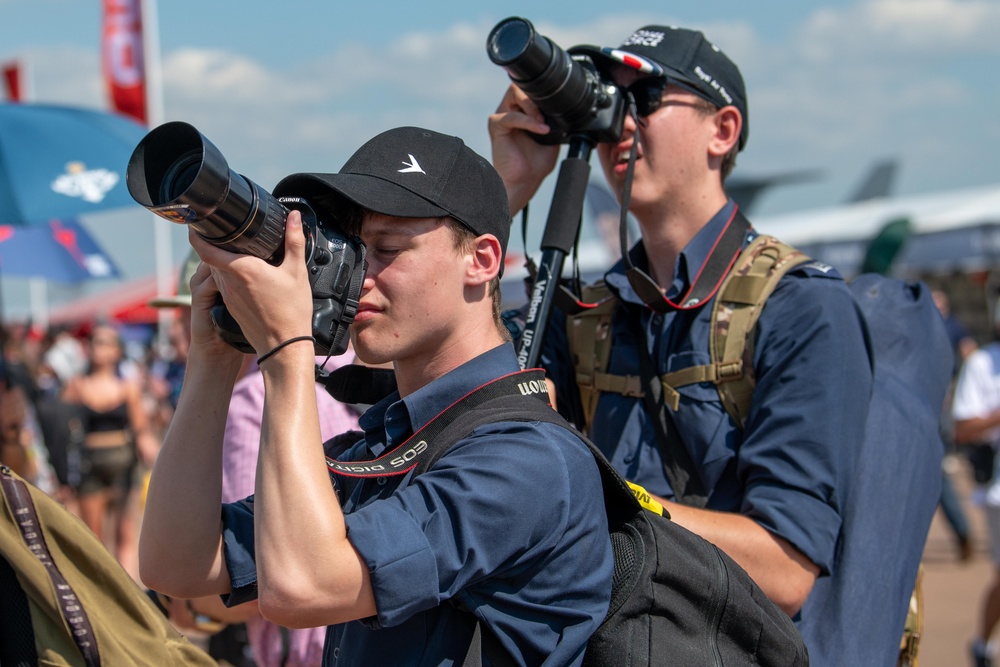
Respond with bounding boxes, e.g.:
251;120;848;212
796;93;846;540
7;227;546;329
274;127;511;273
574;25;748;150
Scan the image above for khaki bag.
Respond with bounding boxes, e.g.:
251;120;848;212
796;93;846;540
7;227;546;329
0;464;217;666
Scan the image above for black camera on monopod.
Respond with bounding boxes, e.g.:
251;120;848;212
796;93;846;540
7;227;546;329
126;121;366;357
487;16;626;145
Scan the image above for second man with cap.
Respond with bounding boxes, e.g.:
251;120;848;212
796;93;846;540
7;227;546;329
489;22;874;664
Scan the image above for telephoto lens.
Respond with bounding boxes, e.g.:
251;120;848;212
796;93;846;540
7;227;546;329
487;17;625;144
488;17;598;129
126;121;288;263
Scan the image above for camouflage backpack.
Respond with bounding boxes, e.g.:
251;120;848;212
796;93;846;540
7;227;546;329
568;233;945;667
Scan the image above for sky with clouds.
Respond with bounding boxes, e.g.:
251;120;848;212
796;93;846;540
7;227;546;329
1;0;998;317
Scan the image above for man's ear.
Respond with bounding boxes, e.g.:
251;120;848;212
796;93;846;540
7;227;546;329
467;234;503;286
709;106;742;157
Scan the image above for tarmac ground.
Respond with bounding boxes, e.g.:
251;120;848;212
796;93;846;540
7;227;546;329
920;456;992;667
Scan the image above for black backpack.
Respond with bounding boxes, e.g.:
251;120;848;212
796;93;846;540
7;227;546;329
325;369;809;666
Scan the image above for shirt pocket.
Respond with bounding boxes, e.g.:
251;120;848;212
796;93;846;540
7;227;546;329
665;350;735;469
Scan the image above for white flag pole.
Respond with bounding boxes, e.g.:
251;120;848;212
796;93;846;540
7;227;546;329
29;278;49;331
18;58;50;332
140;0;174;350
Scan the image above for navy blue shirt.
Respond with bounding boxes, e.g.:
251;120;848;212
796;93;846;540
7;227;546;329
221;344;612;666
541;201;873;577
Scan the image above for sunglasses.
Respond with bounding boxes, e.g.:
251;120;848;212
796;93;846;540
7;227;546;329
625;77;718;118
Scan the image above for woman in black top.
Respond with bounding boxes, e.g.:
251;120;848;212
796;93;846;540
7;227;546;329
62;324;158;565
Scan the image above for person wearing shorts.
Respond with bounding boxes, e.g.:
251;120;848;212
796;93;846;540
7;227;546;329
953;301;1000;667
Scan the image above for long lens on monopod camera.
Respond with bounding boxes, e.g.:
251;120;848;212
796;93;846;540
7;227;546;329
126;121;288;263
487;17;604;134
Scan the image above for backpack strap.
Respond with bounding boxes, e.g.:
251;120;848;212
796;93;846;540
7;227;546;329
567;281;642;435
1;465;102;667
447;393;657;667
659;235;811;427
567;235;810;432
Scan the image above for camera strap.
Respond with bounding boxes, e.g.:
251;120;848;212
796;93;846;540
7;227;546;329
622;206;748;312
615;101;748;313
325;369;551;479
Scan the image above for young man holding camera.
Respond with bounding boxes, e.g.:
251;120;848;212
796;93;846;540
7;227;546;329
138;126;612;665
489;23;874;664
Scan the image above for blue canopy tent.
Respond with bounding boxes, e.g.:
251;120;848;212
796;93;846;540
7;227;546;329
0;103;148;324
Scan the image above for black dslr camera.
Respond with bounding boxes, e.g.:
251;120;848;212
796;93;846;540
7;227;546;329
126;121;366;357
487;17;627;145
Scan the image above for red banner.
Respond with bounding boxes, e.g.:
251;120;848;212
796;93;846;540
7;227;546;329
2;61;22;102
102;0;147;125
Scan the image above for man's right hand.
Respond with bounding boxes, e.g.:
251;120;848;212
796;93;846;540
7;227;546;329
488;84;561;215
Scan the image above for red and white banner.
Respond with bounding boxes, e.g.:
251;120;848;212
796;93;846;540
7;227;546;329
2;61;22;102
102;0;147;125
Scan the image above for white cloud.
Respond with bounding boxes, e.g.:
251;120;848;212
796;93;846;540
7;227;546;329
797;0;1000;59
12;46;103;108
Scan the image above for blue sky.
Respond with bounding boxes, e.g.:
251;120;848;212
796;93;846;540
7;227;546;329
1;0;999;317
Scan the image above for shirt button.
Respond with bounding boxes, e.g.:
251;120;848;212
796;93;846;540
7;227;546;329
377;477;387;486
333;648;339;659
652;313;664;327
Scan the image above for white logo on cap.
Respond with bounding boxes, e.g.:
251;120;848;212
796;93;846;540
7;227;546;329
398;154;426;175
693;65;733;105
621;29;665;48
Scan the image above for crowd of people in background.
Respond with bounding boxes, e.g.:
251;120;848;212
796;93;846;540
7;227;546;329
0;305;359;666
0;320;176;574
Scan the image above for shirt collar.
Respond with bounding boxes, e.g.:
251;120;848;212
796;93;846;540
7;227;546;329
606;199;737;305
358;343;521;453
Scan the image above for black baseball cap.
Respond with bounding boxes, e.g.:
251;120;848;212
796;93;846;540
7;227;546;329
574;25;749;150
274;127;511;274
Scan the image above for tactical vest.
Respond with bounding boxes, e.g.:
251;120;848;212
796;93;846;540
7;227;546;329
569;234;809;433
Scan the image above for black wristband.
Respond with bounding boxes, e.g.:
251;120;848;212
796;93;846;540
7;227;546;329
257;335;315;366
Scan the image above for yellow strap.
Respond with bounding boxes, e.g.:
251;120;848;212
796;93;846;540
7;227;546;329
897;566;924;666
626;481;665;516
